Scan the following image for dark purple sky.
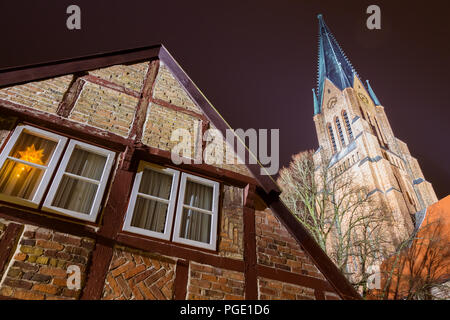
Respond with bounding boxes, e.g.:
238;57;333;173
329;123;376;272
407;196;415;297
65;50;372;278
0;1;449;199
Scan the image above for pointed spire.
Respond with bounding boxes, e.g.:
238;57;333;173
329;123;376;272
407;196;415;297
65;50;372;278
314;14;358;114
312;89;319;115
366;80;381;106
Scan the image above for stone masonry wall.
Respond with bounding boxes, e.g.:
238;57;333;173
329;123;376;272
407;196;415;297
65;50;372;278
102;247;176;300
0;225;95;300
255;208;326;280
187;262;245;300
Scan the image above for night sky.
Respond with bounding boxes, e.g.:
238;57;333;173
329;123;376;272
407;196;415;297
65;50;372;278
0;1;448;199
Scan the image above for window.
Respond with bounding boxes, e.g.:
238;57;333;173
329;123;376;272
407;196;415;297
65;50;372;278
0;125;115;222
327;123;337;153
0;125;67;207
43;140;115;222
123;163;179;240
173;173;219;250
342;110;353;141
124;163;220;250
335;117;345;147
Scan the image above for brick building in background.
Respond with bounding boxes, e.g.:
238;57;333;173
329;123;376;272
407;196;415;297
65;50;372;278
0;45;359;300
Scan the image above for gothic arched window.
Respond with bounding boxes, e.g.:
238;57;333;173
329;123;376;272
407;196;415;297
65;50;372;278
342;110;354;141
327;123;337;153
335;117;345;147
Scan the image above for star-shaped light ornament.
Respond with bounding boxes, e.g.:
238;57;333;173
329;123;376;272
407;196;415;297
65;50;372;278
15;144;45;178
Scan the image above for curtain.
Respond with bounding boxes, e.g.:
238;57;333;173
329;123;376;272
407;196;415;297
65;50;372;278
65;147;106;180
179;181;213;243
0;132;56;200
131;169;173;233
51;147;106;214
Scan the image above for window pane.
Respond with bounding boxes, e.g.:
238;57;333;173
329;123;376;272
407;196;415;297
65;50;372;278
66;147;107;181
183;180;213;210
9;131;57;166
51;175;98;214
130;196;168;233
138;169;172;200
179;208;211;243
0;159;44;200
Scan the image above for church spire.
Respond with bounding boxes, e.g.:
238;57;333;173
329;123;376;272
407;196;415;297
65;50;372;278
314;14;358;114
366;80;381;106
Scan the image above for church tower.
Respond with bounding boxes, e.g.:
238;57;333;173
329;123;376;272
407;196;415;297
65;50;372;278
311;15;438;244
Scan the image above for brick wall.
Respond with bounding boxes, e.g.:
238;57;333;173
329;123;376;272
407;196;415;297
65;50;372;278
153;63;202;113
69;81;139;137
218;185;244;260
205;123;253;177
187;262;245;300
0;225;94;300
89;62;149;93
102;247;176;300
142;102;201;157
0;75;73;114
258;277;316;300
255;208;326;280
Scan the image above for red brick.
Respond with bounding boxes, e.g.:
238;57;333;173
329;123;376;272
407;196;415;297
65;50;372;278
4;278;32;290
32;283;60;295
137;282;155;300
53;233;81;246
13;289;44;300
111;261;135;277
39;266;67;278
123;264;146;280
36;240;64;250
62;288;80;298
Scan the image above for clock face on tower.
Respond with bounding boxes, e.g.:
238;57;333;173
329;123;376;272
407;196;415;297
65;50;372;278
358;92;369;105
327;97;337;109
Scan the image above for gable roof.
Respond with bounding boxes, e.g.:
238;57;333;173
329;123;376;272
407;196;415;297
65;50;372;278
0;44;361;299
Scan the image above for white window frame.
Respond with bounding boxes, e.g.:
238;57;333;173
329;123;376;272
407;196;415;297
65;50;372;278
122;162;180;240
0;125;67;208
172;172;219;250
43;139;115;222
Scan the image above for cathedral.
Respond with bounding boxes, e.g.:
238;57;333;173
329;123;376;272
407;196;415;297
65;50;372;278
311;15;438;247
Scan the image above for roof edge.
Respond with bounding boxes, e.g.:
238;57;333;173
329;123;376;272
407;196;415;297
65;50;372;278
0;45;162;87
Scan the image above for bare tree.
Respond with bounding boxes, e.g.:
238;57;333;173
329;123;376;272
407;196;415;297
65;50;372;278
278;150;391;297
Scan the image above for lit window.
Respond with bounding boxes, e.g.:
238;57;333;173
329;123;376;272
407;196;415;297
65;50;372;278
43;140;115;222
123;163;180;240
173;173;219;250
0;125;67;207
0;125;115;222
